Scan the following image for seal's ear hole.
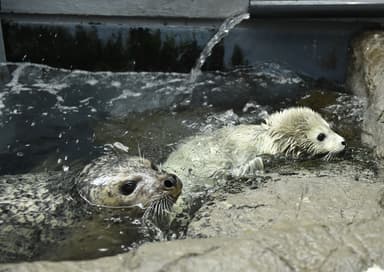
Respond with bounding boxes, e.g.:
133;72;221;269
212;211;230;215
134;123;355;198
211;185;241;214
120;181;137;195
317;133;326;142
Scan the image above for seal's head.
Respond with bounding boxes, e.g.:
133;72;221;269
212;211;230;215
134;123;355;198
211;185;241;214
76;154;182;220
264;107;346;159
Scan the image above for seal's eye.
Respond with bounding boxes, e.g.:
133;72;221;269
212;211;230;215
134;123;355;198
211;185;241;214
317;133;326;142
164;174;178;188
120;181;137;195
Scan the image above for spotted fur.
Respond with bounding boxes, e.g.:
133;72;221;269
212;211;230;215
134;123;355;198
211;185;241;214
0;152;182;262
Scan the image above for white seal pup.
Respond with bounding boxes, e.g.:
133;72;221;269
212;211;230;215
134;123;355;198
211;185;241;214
163;107;346;188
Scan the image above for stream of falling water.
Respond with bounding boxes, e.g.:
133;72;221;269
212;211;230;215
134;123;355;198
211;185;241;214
189;12;250;82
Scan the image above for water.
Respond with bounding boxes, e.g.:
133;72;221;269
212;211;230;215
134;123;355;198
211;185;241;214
189;12;250;82
0;61;373;263
0;62;308;173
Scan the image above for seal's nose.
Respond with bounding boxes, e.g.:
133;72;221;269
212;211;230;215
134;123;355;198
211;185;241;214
162;174;182;201
341;141;346;146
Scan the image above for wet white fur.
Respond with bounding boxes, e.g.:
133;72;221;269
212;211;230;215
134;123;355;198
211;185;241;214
163;107;345;188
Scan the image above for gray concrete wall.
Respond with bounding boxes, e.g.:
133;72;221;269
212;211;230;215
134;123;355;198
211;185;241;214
1;0;249;19
0;24;5;62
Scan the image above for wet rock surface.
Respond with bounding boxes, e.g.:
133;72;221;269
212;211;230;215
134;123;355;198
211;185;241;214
2;161;384;271
347;31;384;159
188;162;382;238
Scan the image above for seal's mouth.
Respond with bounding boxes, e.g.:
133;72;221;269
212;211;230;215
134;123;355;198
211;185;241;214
321;148;346;161
322;152;336;161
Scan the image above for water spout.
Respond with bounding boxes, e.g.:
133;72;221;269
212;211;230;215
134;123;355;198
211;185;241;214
189;13;250;82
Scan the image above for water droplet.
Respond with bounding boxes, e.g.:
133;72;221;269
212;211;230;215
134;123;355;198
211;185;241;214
58;133;62;139
98;248;109;252
16;152;24;157
31;122;36;127
57;158;62;164
62;165;69;172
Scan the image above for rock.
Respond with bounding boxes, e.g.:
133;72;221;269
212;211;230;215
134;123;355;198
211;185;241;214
347;31;384;158
2;219;384;271
188;162;381;238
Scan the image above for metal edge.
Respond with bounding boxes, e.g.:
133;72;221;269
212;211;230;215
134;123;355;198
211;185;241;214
249;1;384;17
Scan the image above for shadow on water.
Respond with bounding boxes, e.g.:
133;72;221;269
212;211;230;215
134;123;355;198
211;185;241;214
0;61;375;263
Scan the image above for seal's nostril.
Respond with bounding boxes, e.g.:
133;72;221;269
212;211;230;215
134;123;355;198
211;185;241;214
164;177;176;188
341;141;346;146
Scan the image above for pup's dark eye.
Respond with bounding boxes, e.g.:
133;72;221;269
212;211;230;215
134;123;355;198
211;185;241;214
120;181;137;195
317;133;326;142
164;174;178;188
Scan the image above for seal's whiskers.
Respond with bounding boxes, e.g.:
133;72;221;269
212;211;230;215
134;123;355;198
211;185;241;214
143;195;174;223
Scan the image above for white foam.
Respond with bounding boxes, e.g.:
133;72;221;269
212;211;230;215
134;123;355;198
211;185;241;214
32;82;69;95
111;81;122;88
79;97;93;104
109;89;142;104
86;79;98;86
0;93;6;114
6;63;28;92
365;265;384;272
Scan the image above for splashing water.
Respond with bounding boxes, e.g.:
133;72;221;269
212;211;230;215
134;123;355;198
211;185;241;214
189;13;250;82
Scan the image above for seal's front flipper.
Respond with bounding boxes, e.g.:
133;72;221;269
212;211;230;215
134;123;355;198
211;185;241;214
233;157;264;177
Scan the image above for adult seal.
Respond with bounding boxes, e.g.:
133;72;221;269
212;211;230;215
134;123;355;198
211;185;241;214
163;107;346;187
0;146;182;262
